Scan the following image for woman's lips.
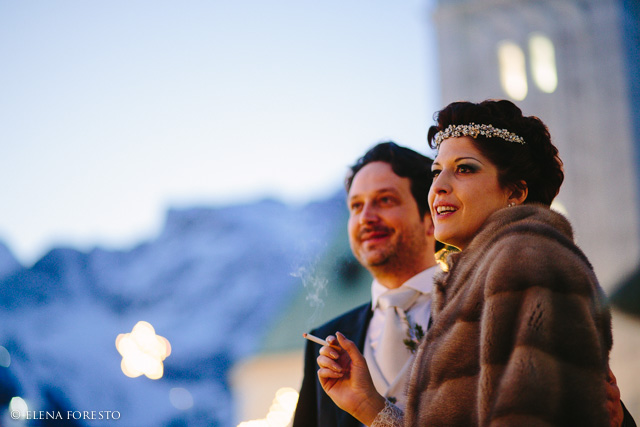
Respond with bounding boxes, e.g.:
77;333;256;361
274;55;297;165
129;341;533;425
433;203;458;217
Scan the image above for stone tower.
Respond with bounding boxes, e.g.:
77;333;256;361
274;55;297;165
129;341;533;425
431;0;640;292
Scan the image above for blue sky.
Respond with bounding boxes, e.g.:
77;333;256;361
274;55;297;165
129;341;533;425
0;0;439;265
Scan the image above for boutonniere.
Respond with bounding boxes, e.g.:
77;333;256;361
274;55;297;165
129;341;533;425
402;314;425;354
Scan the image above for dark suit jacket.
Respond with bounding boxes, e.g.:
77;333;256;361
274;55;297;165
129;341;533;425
293;302;373;427
622;401;637;427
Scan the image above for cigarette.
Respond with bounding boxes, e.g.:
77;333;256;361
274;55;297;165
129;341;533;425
303;333;340;348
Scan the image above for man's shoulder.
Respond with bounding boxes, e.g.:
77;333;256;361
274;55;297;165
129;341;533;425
311;301;372;337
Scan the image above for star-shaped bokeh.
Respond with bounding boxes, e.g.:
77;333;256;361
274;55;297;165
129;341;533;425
116;321;171;380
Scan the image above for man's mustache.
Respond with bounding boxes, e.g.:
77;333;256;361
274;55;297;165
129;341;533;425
358;226;393;240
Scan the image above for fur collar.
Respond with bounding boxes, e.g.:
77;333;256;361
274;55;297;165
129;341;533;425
432;204;591;317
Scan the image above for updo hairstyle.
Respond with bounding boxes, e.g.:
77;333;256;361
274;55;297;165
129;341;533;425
427;99;564;206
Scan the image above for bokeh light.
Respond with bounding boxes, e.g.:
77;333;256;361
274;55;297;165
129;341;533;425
551;200;569;216
115;321;171;380
0;346;10;368
529;33;558;93
497;40;528;101
169;387;194;410
9;396;28;419
237;387;299;427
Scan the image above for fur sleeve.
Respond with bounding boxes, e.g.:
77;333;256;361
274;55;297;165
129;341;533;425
478;233;612;426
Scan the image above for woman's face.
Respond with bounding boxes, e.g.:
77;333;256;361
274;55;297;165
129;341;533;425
429;136;512;250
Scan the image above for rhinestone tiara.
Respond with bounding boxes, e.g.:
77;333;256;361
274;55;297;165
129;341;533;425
434;123;526;148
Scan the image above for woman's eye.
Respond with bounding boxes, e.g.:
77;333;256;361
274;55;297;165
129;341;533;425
431;170;441;178
457;164;475;173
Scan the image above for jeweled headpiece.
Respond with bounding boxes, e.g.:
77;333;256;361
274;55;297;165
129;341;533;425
434;123;525;148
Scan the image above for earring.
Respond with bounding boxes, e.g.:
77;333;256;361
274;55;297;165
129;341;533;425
508;202;516;207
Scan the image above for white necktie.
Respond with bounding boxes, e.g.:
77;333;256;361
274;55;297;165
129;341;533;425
375;288;420;384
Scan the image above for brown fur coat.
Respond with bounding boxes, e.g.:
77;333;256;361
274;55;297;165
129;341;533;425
405;205;612;426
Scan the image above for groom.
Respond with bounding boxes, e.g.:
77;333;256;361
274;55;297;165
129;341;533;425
293;142;439;427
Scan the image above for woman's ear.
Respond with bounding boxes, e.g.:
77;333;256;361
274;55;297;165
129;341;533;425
508;180;528;206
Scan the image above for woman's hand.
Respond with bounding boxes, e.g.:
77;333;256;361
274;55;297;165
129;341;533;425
316;332;386;426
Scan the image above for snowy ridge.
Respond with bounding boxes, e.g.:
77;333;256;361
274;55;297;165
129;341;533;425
0;242;22;282
0;192;346;426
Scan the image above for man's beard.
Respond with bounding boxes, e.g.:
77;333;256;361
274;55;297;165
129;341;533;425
360;233;424;274
360;243;398;268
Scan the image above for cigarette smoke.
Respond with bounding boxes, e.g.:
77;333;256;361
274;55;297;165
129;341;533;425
291;263;328;329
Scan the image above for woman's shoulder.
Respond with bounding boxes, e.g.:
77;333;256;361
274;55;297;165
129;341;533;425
476;205;598;295
482;203;575;243
478;204;589;264
487;233;594;286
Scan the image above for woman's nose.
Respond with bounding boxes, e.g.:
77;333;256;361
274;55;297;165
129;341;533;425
431;172;451;194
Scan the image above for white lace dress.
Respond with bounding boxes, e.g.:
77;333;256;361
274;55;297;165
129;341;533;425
371;400;404;427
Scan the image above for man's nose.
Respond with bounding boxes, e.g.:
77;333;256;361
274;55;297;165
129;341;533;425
359;202;379;223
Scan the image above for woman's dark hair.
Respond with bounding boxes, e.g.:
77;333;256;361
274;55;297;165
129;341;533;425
427;100;564;206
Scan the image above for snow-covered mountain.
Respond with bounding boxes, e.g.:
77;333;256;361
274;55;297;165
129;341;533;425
0;242;21;281
0;192;347;426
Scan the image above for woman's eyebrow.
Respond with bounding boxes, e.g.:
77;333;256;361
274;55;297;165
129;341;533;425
454;156;483;163
432;156;484;167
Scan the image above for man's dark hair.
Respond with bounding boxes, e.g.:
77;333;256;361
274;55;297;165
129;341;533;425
345;141;433;218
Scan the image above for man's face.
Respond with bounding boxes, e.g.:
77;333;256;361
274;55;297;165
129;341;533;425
347;162;431;279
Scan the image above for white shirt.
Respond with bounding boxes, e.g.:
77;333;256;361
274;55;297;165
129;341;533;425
367;266;437;358
355;266;437;426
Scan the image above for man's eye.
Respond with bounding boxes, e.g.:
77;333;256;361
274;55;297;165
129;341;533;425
379;196;397;206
